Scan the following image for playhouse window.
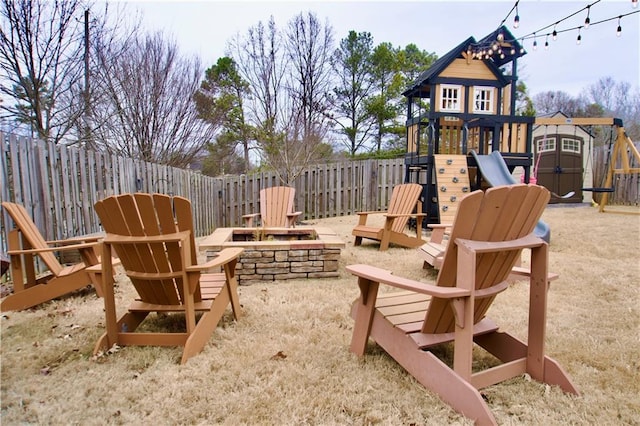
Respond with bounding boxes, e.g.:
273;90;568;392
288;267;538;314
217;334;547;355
561;138;581;154
536;138;556;153
473;87;493;113
440;85;461;112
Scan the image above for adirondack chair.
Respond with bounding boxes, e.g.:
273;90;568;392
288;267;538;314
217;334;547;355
242;186;302;228
347;185;578;425
93;193;243;364
352;183;425;251
418;223;451;270
1;201;103;312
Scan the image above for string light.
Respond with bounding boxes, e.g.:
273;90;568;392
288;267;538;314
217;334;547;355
584;6;591;28
616;16;622;36
497;0;639;53
465;1;637;61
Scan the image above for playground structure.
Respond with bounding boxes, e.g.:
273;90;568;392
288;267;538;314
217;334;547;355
403;25;535;223
403;25;638;221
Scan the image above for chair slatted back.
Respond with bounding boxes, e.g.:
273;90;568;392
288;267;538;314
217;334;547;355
94;193;201;305
260;186;296;227
2;202;63;275
387;184;423;234
423;185;550;334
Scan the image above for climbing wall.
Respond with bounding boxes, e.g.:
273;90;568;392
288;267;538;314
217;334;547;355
434;155;470;224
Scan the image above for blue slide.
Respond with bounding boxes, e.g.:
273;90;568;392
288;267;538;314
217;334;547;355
470;150;551;243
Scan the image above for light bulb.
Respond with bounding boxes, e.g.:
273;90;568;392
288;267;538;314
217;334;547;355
552;29;558;41
544;36;549;50
514;14;520;28
617;17;623;36
585;7;591;29
633;0;638;9
533;40;537;50
510;47;516;55
576;33;582;45
497;32;504;42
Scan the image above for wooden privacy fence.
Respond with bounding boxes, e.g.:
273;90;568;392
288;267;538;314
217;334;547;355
1;132;405;249
2;132;638;255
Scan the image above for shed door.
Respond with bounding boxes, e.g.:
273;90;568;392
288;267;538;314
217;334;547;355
534;135;583;204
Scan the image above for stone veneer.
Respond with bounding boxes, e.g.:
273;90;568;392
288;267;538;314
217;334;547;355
199;226;345;284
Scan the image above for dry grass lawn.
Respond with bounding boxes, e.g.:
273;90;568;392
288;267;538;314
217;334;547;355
1;204;639;425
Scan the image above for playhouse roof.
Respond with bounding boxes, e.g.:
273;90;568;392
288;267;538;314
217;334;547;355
403;25;525;97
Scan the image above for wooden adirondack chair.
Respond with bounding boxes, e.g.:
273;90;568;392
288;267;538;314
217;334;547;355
242;186;302;228
1;202;103;312
352;183;425;251
347;185;578;425
93;193;243;364
418;223;451;269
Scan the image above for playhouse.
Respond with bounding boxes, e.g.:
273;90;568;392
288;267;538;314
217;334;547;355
403;25;536;222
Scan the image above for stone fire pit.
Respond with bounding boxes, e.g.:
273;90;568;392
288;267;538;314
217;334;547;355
199;226;345;284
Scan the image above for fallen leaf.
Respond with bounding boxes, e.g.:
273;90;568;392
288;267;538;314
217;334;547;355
270;350;287;360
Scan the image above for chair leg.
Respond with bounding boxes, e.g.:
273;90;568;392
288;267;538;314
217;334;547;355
349;278;379;356
369;311;498;425
181;289;231;364
475;331;579;395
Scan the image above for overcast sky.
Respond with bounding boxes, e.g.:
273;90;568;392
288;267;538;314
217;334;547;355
122;0;640;98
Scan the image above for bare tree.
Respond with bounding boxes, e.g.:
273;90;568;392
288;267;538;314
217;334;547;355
90;32;215;168
532;90;586;117
0;0;86;142
284;12;334;147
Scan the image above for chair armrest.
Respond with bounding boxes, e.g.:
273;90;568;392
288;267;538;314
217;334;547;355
242;213;260;227
7;241;98;255
346;264;470;299
47;235;103;245
287;211;302;217
187;247;244;272
429;223;452;230
356;211;383;216
385;213;427;219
